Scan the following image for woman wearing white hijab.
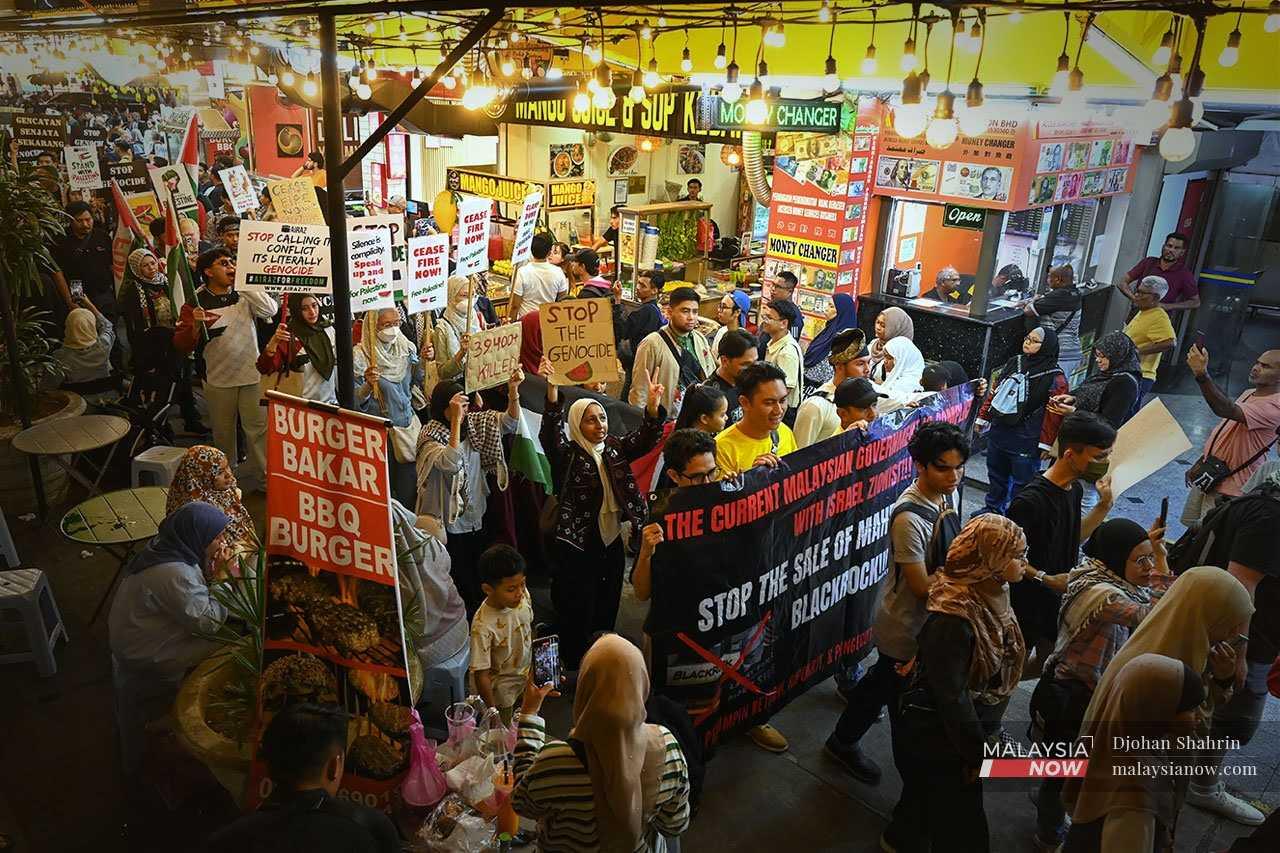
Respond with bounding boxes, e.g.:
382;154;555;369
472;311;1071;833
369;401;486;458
873;336;926;410
512;634;691;853
433;275;481;382
355;307;422;505
538;358;665;671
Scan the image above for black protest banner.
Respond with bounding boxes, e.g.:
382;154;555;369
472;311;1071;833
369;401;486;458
106;159;151;194
647;384;977;749
13;112;67;164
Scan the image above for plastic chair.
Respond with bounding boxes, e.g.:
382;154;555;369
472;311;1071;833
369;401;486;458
0;569;69;677
0;509;17;569
418;640;471;742
131;445;188;488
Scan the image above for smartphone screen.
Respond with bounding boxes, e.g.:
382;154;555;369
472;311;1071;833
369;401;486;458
1194;330;1207;350
69;279;84;298
1158;497;1169;529
532;634;559;688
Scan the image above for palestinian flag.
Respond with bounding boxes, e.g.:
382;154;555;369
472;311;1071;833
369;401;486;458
175;108;206;235
109;178;145;293
510;407;553;495
162;200;198;319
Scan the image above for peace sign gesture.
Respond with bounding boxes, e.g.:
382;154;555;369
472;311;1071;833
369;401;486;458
643;368;664;418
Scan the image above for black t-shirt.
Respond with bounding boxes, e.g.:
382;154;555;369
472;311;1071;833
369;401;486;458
1007;474;1084;576
602;225;618;244
706;370;742;427
51;228;118;315
201;789;400;853
1209;494;1280;664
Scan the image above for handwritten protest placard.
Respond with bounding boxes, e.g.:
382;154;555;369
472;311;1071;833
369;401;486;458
269;176;326;225
405;233;449;316
219;164;258;214
455;197;491;276
64;145;103;190
348;228;395;312
465;323;523;393
235;220;333;295
510;192;543;265
540;298;619;385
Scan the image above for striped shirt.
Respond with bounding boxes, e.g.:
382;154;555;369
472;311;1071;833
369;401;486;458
511;714;691;852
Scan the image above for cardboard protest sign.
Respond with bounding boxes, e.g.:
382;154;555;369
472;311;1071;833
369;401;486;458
13;112;66;165
1108;398;1192;497
235;220;333;295
405;233;449;315
149;164;200;223
252;392;410;812
465;323;523;393
124;192;162;227
219;164;258;214
455;197;491;276
64;145;103;190
646;384;976;748
269;176;326;225
510;192;543;265
348;228;395;312
540;298;620;385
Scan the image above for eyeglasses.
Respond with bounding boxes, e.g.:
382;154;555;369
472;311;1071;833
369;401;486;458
1133;554;1158;569
677;468;718;484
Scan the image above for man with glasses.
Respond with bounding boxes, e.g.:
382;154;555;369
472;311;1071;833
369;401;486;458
927;265;971;305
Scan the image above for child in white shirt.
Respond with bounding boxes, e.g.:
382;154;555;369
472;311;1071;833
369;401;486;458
469;545;533;723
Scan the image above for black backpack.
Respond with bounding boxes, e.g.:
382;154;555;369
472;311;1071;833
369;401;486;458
1167;486;1280;574
889;498;960;589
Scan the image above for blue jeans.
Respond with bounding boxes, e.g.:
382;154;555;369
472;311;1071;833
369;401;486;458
1126;377;1155;423
983;425;1041;515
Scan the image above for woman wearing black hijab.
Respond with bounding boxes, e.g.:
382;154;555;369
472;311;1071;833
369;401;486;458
974;326;1069;514
1028;518;1172;849
1047;331;1143;430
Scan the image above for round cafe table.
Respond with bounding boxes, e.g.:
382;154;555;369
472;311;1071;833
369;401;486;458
13;414;131;507
60;486;168;624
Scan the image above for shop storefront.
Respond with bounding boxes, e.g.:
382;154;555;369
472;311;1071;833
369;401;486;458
858;107;1142;383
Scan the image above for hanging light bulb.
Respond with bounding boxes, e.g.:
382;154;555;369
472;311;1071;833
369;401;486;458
629;70;645;102
365;59;377;82
349;60;363;87
280;68;296;87
745;78;768;124
819;0;832;24
1049;51;1070;98
510;31;522;44
1060;66;1087;111
640;20;652;41
411;64;422;85
901;37;918;71
1159;125;1196;161
398;20;408;42
680;46;692;73
1268;1;1280;33
959;77;987;136
714;41;727;70
547;66;564;81
572;81;589;111
521;60;534;80
822;56;841;93
501;58;515;76
442;73;456;90
1219;27;1241;67
302;74;318;97
355;81;372;100
721;60;741;103
862;43;878;75
644;57;660;89
925;91;958;148
1153;26;1174;66
895;72;929;139
1142;71;1175;131
592;84;616;109
552;9;562;28
959;17;981;53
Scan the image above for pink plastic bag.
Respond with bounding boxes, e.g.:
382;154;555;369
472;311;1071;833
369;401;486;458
402;709;449;808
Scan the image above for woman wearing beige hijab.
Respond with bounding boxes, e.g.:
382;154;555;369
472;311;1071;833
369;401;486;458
1062;654;1205;852
512;634;691;852
868;306;914;383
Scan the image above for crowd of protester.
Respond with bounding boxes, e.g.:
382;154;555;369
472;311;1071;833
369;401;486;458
16;125;1280;853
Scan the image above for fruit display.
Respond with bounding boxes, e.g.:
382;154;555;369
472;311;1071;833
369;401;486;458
491;259;513;277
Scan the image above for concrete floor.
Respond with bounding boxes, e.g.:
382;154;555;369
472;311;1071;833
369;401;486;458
2;314;1277;851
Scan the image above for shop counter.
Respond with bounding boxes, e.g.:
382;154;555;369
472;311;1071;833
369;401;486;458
857;294;1026;382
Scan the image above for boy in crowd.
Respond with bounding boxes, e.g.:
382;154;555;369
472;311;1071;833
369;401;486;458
705;328;758;429
469;545;534;723
622;270;666;360
833;377;886;432
201;704;399;853
794;329;870;447
631;286;716;415
508;233;568;319
1007;411;1115;678
216;215;241;253
759;298;805;427
825;422;968;803
716;361;797;479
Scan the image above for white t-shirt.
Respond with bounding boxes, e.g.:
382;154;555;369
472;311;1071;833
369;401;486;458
512;261;569;316
468;589;533;710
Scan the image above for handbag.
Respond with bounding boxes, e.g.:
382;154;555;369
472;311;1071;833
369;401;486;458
1186;404;1278;494
390;414;423;464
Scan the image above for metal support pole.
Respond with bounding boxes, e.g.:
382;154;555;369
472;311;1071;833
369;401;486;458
319;11;355;409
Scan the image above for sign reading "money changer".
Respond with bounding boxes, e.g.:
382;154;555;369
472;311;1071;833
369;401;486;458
766;234;840;269
701;96;843;133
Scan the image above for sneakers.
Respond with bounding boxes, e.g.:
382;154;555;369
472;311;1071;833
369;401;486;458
1186;781;1265;826
824;734;882;784
746;723;789;753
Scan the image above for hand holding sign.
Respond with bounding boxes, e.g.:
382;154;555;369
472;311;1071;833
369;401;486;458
464;324;523;393
539;298;619;386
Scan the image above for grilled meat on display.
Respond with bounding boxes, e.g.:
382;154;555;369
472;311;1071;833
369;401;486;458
270;571;331;606
261;652;338;710
308;600;380;654
359;585;402;639
369;701;413;739
347;734;406;779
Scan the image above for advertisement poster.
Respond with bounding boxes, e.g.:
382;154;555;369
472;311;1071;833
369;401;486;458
510;192;543;265
549;142;586;178
405;233;449;315
149;164;200;223
13;112;66;165
540;298;620;385
251;393;410;811
464;324;523;393
455;197;491;276
63;144;103;190
873;113;1023;211
269;176;327;225
235;220;333;296
348;228;395;312
646;384;977;748
219;164;258;214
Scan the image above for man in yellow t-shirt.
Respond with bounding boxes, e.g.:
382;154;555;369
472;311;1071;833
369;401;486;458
715;361;798;477
1122;275;1177;418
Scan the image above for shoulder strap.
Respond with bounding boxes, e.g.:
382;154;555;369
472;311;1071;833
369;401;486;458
888;500;941;589
1225;426;1280;480
770;429;780;453
1054;306;1079;334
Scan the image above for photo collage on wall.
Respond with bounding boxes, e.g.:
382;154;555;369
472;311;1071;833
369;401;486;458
1028;136;1132;206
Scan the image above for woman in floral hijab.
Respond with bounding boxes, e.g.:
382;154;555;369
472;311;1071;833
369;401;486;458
165;446;257;573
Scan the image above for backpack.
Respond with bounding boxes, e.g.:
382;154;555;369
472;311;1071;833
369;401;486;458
888;497;960;589
1167;487;1280;574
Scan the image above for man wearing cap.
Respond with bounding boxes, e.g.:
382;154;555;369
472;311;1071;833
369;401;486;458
760;298;805;427
793;329;872;448
834;377;887;433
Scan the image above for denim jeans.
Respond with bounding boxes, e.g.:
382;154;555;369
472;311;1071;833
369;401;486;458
983;425;1041;515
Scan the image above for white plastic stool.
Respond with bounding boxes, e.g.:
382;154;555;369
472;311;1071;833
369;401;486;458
419;639;471;741
131;445;188;488
0;509;17;568
0;569;69;677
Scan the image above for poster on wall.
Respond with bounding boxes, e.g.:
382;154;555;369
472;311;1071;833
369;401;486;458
464;324;523;394
607;144;640;176
405;233;449;315
275;123;305;158
550;142;586;178
219;165;258;214
510;192;543;265
677;144;705;175
235;220;333;296
269;176;327;225
250;392;409;812
348;227;396;312
64;145;103;190
455;197;492;276
540;298;620;385
646;384;977;748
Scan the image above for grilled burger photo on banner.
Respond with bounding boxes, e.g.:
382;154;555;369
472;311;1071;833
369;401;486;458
646;384;977;749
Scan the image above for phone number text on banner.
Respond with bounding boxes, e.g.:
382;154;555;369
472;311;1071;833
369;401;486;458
646;384;976;749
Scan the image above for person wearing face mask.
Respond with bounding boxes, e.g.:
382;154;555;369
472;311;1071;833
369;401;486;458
108;502;231;776
432;275;478;383
886;514;1029;853
1007;412;1116;680
538;357;665;673
354;308;423;506
974;325;1068;515
257;294;338;404
1029;518;1172;850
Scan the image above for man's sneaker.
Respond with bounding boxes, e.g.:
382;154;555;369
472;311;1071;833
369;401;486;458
746;723;789;753
823;734;882;784
1186;781;1265;825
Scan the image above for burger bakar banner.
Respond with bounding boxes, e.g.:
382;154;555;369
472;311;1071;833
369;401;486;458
645;383;977;749
251;393;411;812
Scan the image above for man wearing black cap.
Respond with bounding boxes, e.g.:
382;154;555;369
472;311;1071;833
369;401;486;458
794;329;872;448
760;297;805;427
833;377;887;432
